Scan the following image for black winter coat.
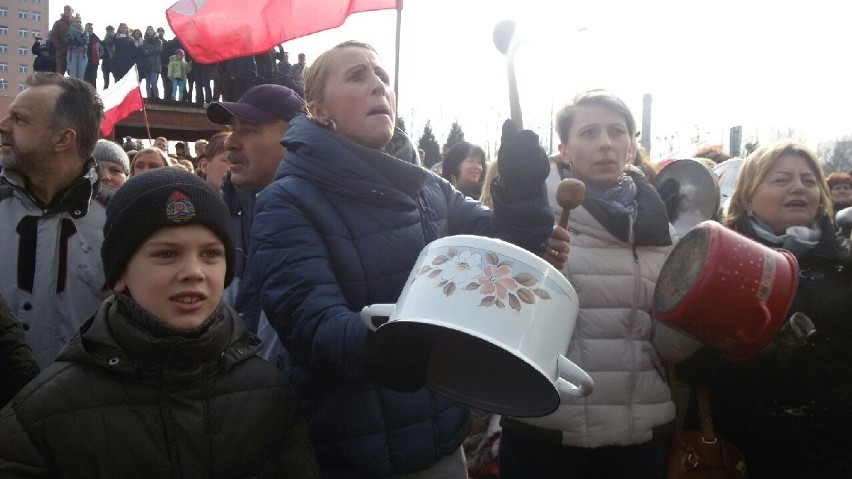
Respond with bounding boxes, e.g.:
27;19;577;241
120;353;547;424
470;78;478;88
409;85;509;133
0;295;319;478
707;215;852;478
110;35;136;80
0;293;37;408
138;34;162;77
30;40;56;73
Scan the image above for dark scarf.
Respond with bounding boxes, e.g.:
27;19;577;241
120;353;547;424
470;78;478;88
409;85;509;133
585;174;638;219
559;165;671;246
337;132;427;201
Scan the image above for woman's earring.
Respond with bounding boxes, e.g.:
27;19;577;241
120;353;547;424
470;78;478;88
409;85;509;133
311;116;337;132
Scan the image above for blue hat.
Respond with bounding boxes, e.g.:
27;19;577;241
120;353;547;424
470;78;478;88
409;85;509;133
206;84;304;125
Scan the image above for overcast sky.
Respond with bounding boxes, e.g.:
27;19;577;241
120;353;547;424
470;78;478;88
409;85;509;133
69;0;852;159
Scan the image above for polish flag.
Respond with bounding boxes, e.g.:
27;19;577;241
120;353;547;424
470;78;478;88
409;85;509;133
166;0;401;64
99;65;144;138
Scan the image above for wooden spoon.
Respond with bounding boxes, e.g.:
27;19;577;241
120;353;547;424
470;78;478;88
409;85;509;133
556;179;586;229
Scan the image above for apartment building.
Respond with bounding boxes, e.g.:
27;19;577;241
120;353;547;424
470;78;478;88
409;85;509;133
0;0;49;113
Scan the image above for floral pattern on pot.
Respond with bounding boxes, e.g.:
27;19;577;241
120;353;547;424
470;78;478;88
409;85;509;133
414;247;552;312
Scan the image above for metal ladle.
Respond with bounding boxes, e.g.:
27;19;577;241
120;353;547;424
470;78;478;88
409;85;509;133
493;19;523;130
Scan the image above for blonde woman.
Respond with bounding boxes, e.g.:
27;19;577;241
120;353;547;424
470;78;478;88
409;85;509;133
708;141;852;478
245;40;558;477
130;146;173;176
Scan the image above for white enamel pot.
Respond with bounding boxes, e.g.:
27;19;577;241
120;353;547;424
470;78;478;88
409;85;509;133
361;235;593;417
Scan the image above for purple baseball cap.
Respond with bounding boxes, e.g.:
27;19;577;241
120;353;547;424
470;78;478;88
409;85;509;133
206;84;304;125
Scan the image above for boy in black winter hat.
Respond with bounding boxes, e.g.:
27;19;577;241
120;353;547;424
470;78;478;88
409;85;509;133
0;168;319;478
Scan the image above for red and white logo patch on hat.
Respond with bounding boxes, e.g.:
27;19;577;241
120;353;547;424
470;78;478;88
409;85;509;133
165;190;196;223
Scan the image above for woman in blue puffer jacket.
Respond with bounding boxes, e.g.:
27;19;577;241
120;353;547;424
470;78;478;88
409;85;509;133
246;40;561;478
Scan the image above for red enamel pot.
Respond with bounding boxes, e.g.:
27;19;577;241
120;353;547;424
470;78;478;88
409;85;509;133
653;221;799;361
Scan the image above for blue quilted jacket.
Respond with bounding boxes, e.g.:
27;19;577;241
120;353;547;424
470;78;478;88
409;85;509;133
247;116;551;476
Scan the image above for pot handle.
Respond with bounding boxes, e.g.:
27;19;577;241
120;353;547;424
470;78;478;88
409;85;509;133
556;355;594;399
736;301;772;344
359;304;395;331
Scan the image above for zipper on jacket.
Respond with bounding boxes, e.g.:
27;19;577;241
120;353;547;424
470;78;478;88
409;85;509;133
417;195;430;238
627;215;641;441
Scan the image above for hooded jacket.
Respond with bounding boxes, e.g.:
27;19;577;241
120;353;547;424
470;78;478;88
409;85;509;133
246;115;552;476
0;162;111;369
168;53;191;80
0;295;319;478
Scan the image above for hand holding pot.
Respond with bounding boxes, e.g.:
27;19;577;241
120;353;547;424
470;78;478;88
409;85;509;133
656;178;681;223
365;313;432;393
360;236;594;417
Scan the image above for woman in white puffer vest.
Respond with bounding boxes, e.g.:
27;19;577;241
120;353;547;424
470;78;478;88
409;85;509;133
499;89;701;479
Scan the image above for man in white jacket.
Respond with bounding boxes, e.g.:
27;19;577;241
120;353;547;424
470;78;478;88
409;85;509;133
0;73;108;368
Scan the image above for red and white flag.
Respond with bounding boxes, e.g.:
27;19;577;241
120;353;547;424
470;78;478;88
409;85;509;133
166;0;401;64
99;65;143;137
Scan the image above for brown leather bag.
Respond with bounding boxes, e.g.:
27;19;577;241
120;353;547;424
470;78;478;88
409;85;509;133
667;364;748;479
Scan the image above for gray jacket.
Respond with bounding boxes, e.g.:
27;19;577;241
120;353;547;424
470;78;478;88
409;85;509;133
0;163;111;368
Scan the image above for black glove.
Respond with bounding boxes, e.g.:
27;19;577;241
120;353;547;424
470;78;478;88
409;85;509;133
496;119;550;198
656;178;681;222
366;328;432;393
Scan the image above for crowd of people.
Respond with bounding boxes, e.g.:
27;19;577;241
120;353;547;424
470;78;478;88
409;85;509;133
1;32;852;479
35;5;307;104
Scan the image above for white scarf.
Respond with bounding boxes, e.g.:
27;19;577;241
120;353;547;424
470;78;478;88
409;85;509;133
749;217;821;256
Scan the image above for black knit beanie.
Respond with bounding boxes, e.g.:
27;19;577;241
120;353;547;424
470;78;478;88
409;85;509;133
102;167;235;288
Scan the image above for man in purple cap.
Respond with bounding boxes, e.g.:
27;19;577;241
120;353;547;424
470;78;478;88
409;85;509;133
207;83;305;191
206;83;305;364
